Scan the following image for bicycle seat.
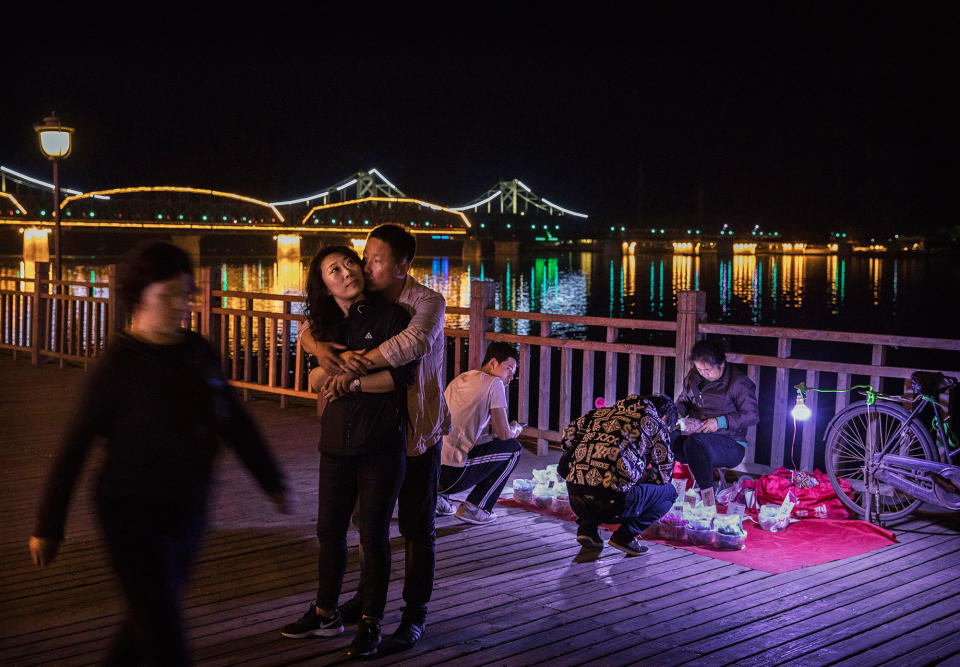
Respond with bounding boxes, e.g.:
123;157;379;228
910;371;958;397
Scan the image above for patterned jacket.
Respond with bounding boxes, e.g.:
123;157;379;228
559;395;675;495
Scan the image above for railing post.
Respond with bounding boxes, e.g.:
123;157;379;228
468;279;496;370
674;290;706;398
199;268;212;340
107;264;121;344
31;262;48;365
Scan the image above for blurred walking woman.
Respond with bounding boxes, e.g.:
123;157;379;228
280;246;415;657
29;241;287;666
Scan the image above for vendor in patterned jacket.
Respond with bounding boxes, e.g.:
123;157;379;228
558;394;678;556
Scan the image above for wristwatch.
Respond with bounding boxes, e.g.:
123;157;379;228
350;377;362;393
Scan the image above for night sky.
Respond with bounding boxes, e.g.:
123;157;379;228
2;7;955;234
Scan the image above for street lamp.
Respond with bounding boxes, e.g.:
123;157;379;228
33;112;74;283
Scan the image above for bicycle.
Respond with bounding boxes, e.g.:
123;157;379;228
823;371;960;524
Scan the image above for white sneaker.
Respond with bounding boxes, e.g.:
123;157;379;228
436;494;456;516
455;501;497;525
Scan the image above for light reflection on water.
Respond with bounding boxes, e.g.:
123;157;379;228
0;250;954;338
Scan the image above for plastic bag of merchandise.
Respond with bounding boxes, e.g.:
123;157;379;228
655;500;688;541
714;513;747;550
512;479;534;504
684;504;716;546
532;483;554;510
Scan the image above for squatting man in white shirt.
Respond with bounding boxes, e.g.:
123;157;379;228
437;341;524;524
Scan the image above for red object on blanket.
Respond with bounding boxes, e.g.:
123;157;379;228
755;467;854;519
496;497;897;574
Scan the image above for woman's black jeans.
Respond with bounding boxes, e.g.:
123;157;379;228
673;433;745;491
315;446;406;620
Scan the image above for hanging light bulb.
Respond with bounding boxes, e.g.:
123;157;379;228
791;390;812;421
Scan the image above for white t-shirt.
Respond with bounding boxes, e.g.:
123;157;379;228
441;369;507;467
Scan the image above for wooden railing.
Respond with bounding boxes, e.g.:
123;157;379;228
3;267;958;475
0;262;118;366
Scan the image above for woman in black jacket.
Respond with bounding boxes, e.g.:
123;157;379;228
674;339;759;507
29;241;287;666
279;246;415;658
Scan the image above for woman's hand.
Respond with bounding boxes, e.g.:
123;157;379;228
29;536;60;567
337;350;375;375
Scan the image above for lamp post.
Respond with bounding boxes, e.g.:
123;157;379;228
33;112;74;283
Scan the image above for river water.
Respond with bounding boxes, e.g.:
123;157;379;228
2;250;957;339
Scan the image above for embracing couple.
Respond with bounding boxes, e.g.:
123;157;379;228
280;224;450;658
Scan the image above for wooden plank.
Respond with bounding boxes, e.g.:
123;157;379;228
559;346;572;431
486;308;677;331
800;369;819;472
870;343;886;391
771;337;792;469
243;298;253;400
517;342;530;425
652;355;664;395
627;353;639;395
739;364;761;470
581;350;594;415
700;321;960;351
257;317;266;385
487;331;674;358
231;313;240;380
836;372;851;412
267;316;277;388
280;302;291;409
537;322;552;455
604;326;617;404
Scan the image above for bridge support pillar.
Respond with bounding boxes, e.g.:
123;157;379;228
170;235;202;263
276;234;303;294
461;239;483;263
276;234;301;261
22;228;51;263
494;241;520;256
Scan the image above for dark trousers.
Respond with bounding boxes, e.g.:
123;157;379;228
673;433;746;490
570;483;677;538
97;493;205;667
350;440;441;624
315;446;405;620
439;438;522;511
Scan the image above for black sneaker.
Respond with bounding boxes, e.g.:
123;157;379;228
576;526;603;550
346;617;381;658
280;605;343;638
339;597;363;624
609;533;649;556
389;618;425;650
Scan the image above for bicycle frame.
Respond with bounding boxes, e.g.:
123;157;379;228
869;395;960;510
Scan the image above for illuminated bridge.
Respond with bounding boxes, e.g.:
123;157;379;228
0;165;600;260
0;166;473;259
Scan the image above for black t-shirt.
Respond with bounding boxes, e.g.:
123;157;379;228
35;331;285;539
317;296;417;456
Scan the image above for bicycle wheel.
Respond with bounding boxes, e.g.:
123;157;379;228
825;401;937;522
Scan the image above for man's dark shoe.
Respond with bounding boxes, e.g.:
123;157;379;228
280;605;343;638
339;597;363;624
390;618;425;650
576;526;603;550
609;533;649;556
346;617;381;658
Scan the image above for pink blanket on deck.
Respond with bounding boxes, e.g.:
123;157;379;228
496;497;896;574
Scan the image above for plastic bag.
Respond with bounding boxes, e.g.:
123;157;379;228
714;513;747;550
656;501;688;541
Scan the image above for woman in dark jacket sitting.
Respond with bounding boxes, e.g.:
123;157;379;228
674;339;759;507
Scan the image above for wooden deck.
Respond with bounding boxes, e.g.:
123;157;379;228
2;353;959;666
